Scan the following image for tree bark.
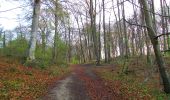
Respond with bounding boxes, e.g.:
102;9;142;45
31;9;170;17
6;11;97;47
90;0;100;65
121;0;128;57
3;32;6;48
27;0;41;61
102;0;108;63
53;0;58;63
160;0;167;52
117;0;123;57
139;0;170;93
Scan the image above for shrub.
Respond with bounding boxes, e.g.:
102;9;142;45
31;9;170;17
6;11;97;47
3;38;28;59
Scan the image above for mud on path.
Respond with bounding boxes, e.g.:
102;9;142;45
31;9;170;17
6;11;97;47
42;64;122;100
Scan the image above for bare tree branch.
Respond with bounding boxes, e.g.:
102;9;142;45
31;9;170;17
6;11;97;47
0;5;31;13
128;0;170;17
124;18;148;28
155;32;170;39
161;49;170;52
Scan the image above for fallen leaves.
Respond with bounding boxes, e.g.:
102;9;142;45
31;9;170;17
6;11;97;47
0;57;70;99
94;66;169;100
72;65;123;100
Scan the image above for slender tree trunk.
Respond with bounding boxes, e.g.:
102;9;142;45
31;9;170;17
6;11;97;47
75;17;85;63
151;0;156;31
27;0;41;61
94;0;100;65
3;32;6;48
98;3;101;64
108;15;111;62
139;0;170;93
141;5;151;64
165;9;170;50
131;28;135;56
90;0;100;65
68;26;71;63
53;0;58;63
102;0;107;63
41;31;46;55
117;0;123;57
121;0;128;57
160;0;167;52
112;0;120;57
80;15;88;62
85;11;91;61
145;30;151;64
39;26;46;56
167;6;170;49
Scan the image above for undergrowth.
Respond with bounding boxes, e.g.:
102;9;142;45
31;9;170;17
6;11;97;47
95;56;170;100
0;57;71;99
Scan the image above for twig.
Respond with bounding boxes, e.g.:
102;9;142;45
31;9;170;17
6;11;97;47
154;32;170;39
124;18;148;28
161;49;170;52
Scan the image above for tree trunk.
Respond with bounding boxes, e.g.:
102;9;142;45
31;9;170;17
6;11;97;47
102;0;107;63
68;26;71;63
108;15;111;62
90;0;100;65
160;0;167;52
39;27;46;56
27;0;41;61
150;0;156;31
75;17;85;63
80;15;88;62
117;0;123;57
3;32;6;48
53;0;58;63
121;0;128;57
139;0;170;93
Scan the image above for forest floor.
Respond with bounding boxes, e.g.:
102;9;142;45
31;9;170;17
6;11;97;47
0;56;70;99
1;56;170;100
42;56;170;100
42;64;123;100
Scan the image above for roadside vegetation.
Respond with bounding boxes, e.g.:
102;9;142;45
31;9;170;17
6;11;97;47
95;55;170;100
0;56;70;99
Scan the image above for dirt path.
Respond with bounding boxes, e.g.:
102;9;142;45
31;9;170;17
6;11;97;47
42;64;122;100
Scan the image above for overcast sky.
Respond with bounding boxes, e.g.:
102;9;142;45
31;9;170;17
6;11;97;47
0;0;22;30
0;0;169;30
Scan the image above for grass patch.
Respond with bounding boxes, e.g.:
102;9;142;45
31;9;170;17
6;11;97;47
48;65;70;76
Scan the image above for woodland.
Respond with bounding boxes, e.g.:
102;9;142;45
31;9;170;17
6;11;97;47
0;0;170;99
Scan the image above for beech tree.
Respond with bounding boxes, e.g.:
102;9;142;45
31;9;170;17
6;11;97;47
139;0;170;93
27;0;41;62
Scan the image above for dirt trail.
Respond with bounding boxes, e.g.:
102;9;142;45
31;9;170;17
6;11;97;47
42;64;122;100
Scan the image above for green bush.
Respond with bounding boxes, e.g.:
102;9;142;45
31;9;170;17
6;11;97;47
71;56;79;64
55;37;68;65
4;38;28;58
2;35;70;68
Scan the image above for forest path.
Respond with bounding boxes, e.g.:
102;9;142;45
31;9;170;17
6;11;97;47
42;64;122;100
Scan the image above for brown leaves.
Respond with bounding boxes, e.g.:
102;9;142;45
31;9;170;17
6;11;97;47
0;57;69;99
94;67;157;100
72;65;122;100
